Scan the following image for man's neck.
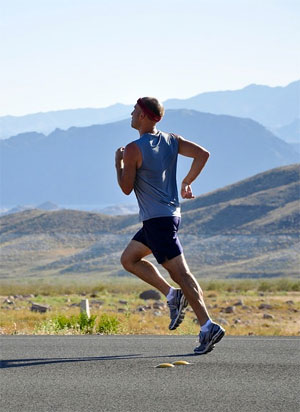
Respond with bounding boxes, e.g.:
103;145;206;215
138;125;158;136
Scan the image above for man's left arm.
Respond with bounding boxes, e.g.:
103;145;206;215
177;136;210;199
115;143;140;195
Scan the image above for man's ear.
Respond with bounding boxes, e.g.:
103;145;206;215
140;111;146;120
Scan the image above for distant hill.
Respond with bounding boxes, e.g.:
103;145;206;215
36;201;60;211
181;163;300;213
0;81;298;140
1;109;298;207
0;205;34;216
0;209;137;237
1;164;299;279
0;104;131;140
1;201;60;216
273;118;300;143
290;142;300;154
97;204;139;216
165;80;300;131
179;164;300;236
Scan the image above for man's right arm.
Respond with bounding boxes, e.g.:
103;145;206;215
115;142;141;195
177;136;210;199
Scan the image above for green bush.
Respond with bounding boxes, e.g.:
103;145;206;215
76;312;97;332
55;314;72;330
36;312;97;334
97;314;120;334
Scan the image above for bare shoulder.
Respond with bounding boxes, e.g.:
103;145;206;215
125;141;139;153
171;133;188;147
124;142;141;159
170;133;183;140
124;142;142;167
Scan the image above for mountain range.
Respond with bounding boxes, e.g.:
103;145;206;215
0;81;299;141
165;80;300;132
1;164;299;280
1;109;298;207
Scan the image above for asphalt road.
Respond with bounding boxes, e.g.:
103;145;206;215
1;335;299;412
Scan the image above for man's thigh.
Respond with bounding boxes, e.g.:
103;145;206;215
121;240;152;263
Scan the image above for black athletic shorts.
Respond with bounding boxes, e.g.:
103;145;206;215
132;216;183;264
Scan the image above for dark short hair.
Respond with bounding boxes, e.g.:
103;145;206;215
140;97;165;119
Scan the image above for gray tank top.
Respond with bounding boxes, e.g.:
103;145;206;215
133;131;181;221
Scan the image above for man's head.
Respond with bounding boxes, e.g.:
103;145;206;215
131;97;164;130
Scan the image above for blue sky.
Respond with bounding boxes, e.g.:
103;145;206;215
1;0;299;116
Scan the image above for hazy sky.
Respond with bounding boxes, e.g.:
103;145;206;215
1;0;299;116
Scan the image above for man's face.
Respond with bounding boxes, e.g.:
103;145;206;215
131;104;142;129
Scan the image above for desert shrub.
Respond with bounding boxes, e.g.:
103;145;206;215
96;314;120;334
205;280;225;291
35;312;97;334
204;278;300;293
258;278;300;292
257;281;270;292
76;312;97;332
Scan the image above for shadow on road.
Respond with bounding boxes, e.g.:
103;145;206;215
1;352;196;369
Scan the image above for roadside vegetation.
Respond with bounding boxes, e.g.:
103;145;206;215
1;278;299;336
1;277;300;297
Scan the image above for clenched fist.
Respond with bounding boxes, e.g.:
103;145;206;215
181;181;194;199
115;147;125;164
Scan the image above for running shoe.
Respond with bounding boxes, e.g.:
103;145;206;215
194;322;225;355
168;289;188;330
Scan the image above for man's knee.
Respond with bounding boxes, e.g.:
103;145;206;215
120;251;131;271
120;250;139;272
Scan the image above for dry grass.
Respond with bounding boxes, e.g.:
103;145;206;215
1;277;299;297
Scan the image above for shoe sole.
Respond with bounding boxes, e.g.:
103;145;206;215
169;295;188;330
206;344;215;353
194;328;225;355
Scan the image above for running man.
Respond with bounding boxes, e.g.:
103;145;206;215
115;97;225;354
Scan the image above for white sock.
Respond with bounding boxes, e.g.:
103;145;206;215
166;287;176;301
201;319;212;332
